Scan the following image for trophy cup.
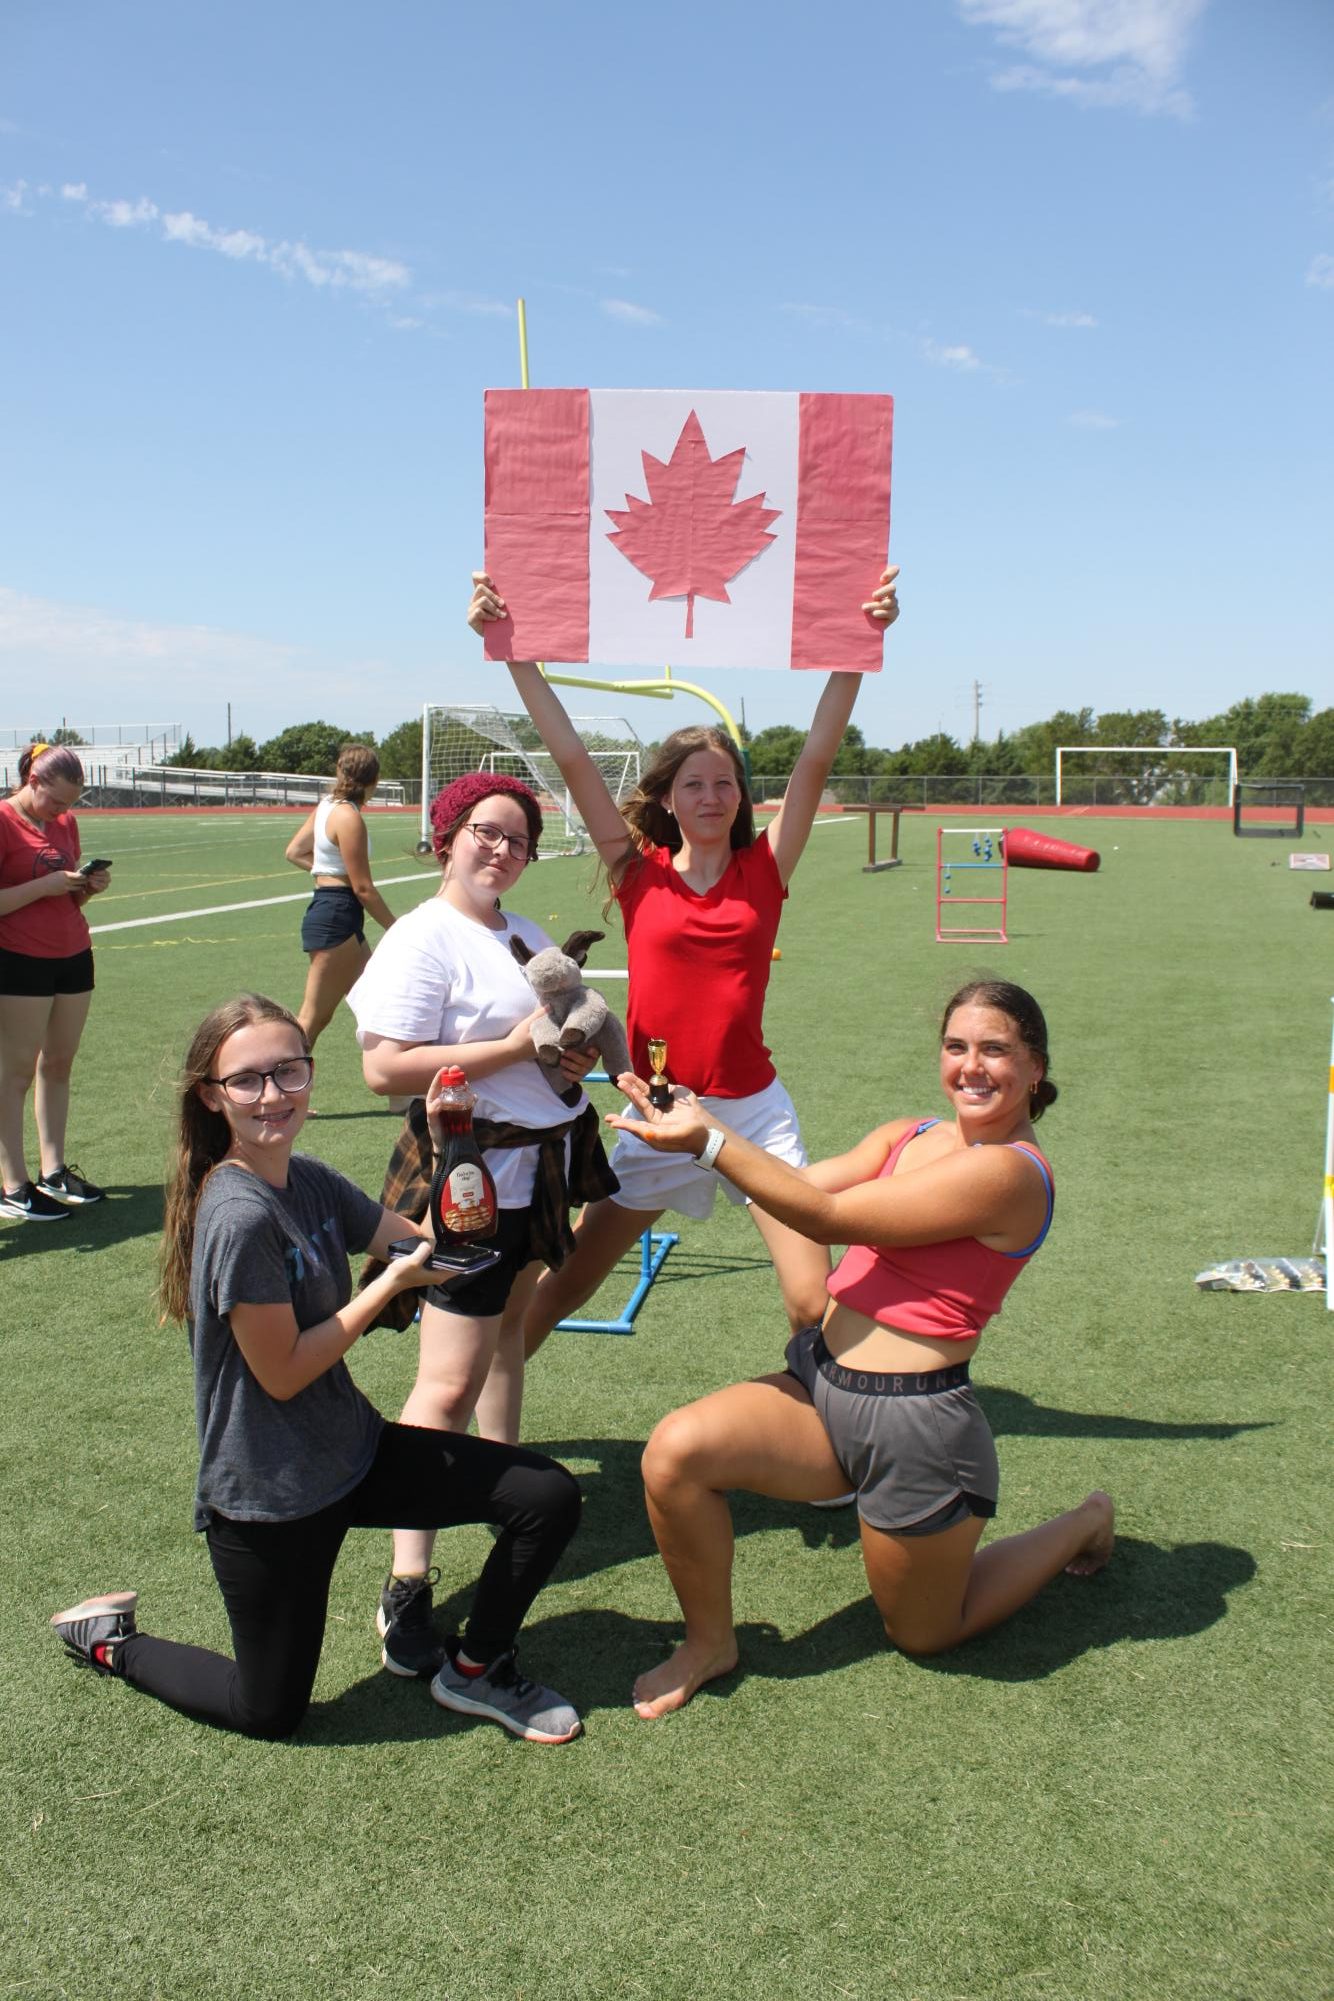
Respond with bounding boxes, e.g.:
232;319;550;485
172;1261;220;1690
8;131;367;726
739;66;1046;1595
646;1037;672;1112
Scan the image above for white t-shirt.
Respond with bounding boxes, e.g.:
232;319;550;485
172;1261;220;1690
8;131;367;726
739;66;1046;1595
347;896;585;1206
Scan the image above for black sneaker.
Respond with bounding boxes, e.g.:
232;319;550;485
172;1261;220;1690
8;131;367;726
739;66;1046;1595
36;1163;105;1205
431;1639;582;1744
0;1181;72;1222
377;1568;446;1678
50;1591;138;1672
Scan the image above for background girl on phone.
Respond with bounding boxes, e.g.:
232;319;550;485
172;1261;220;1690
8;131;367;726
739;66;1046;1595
0;741;110;1221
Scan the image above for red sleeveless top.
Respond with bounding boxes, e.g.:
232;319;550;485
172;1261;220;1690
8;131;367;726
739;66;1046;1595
825;1119;1054;1341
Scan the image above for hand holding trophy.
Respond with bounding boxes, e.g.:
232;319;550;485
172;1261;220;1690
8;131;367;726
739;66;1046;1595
647;1037;672;1112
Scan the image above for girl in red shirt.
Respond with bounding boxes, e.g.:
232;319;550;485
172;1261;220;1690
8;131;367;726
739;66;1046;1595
467;564;899;1358
0;742;110;1222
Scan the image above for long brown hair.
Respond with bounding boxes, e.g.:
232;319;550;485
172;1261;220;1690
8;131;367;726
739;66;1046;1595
158;994;310;1322
604;725;754;915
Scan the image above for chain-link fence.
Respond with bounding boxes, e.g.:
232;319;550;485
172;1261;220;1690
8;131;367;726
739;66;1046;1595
749;774;1334;810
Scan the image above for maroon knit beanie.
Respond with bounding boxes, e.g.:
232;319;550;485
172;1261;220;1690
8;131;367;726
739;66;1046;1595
428;771;543;861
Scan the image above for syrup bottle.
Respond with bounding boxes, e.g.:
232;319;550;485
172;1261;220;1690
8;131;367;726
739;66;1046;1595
428;1066;498;1248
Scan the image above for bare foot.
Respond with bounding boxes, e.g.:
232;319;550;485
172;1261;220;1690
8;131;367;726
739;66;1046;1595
631;1638;739;1720
1065;1491;1115;1576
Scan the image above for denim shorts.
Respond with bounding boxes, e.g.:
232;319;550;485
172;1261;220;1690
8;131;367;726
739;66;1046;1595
785;1324;999;1536
300;886;365;953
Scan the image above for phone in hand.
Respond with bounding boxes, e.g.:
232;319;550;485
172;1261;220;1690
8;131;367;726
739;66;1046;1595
78;858;113;876
387;1238;503;1281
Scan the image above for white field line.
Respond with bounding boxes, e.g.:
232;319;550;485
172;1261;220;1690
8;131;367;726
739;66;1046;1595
89;816;857;938
89;873;431;935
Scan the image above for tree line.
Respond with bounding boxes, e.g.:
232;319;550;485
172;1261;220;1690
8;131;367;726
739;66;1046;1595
74;690;1328;792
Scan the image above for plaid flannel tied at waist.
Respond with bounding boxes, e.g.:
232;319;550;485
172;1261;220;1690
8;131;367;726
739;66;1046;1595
358;1093;619;1330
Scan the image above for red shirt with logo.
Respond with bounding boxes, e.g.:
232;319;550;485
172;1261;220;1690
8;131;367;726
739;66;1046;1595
615;836;786;1099
0;801;89;958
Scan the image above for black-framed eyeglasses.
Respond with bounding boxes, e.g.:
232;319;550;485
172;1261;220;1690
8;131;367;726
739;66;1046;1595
206;1057;315;1105
466;820;534;862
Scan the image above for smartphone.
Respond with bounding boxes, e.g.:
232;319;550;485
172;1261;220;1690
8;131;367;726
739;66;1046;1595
387;1238;503;1281
78;857;113;876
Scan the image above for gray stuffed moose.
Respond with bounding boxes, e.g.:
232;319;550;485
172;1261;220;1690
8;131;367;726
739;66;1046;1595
510;929;633;1102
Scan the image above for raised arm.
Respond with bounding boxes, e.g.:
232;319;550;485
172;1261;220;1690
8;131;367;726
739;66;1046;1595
467;572;634;875
763;566;900;887
607;1077;1045;1253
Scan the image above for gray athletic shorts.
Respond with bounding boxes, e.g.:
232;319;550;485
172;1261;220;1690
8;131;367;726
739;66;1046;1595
784;1324;999;1536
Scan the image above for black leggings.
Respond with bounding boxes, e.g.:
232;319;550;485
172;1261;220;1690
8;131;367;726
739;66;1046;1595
113;1423;581;1739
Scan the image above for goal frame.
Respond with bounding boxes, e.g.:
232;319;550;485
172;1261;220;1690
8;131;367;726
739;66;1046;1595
1054;745;1238;808
419;704;642;855
1232;780;1305;839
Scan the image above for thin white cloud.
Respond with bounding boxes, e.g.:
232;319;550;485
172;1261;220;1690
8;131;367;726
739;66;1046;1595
781;301;873;334
1306;252;1334;290
959;0;1208;118
922;338;985;371
1069;409;1120;429
601;297;663;326
32;180;410;296
2;178;30;213
1035;308;1098;327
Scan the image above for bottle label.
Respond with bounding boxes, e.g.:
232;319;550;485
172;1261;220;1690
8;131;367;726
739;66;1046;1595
439;1162;496;1236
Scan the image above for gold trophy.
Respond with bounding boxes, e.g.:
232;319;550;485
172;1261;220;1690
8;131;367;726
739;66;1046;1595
646;1037;672;1112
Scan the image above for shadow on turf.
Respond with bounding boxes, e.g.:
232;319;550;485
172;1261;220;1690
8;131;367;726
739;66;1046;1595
298;1530;1257;1742
978;1385;1271;1443
0;1184;163;1261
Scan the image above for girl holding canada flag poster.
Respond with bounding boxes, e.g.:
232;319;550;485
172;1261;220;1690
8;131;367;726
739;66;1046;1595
466;563;899;1360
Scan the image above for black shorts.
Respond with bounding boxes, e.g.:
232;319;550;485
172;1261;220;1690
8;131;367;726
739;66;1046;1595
301;886;366;954
0;945;95;998
426;1206;537;1319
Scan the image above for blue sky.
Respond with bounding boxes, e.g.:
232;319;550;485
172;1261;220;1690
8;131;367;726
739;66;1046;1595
2;0;1331;757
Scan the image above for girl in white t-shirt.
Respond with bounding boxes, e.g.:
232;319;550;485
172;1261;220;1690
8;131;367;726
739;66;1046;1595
347;771;603;1678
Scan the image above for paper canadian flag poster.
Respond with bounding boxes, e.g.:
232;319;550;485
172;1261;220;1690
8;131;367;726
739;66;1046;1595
483;388;893;672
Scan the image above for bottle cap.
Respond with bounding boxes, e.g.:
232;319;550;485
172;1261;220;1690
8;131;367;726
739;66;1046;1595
439;1064;466;1087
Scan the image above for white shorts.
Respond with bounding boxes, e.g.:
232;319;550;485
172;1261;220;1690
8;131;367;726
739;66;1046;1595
608;1074;808;1222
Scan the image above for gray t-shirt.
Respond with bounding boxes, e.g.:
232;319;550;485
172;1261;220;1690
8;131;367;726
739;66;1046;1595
188;1155;385;1530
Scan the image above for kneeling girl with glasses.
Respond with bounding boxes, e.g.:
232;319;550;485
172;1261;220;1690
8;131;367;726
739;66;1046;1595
48;992;583;1744
347;774;615;1678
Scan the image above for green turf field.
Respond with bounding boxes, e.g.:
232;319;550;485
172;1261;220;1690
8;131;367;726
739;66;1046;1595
4;809;1331;1999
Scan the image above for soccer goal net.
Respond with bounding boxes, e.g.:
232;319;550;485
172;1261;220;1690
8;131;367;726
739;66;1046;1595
1054;745;1238;808
420;704;644;854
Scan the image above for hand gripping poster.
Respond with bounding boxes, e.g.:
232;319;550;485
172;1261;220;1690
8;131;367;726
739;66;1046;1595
483;389;893;672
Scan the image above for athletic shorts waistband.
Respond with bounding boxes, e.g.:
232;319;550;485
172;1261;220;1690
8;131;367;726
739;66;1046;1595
807;1329;971;1398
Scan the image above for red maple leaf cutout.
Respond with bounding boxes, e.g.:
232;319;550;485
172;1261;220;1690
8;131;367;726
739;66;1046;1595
605;409;781;638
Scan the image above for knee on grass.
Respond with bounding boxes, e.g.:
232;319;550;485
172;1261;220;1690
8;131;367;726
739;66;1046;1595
233;1691;311;1740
